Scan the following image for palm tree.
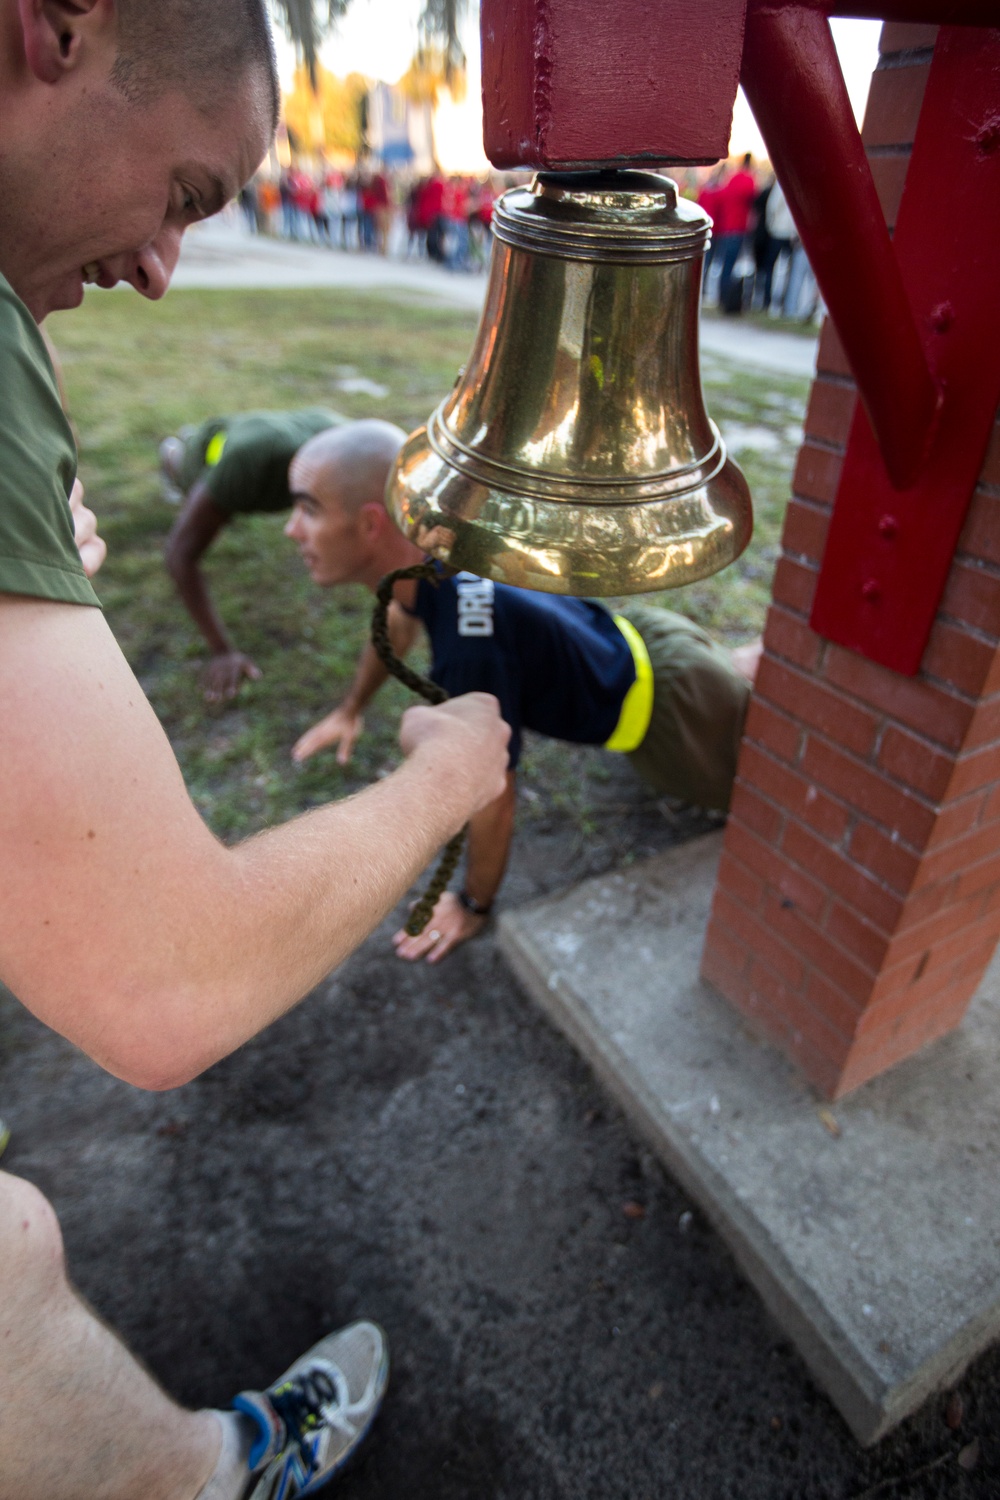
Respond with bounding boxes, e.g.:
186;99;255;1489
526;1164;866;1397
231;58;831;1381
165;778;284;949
271;0;467;87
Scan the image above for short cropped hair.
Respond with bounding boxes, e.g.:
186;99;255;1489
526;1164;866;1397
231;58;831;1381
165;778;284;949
111;0;280;130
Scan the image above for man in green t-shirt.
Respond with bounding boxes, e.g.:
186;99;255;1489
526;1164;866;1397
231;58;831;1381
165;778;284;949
161;408;342;700
0;5;508;1499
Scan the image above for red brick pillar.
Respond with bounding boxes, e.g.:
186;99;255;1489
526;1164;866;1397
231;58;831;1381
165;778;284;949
701;22;1000;1099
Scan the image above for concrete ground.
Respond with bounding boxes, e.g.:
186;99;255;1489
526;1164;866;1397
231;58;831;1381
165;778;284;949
1;762;996;1498
500;834;1000;1448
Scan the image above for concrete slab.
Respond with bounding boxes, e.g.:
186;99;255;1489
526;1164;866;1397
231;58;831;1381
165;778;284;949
498;833;1000;1444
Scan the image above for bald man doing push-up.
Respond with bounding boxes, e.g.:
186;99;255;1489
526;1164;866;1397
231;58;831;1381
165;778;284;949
287;422;759;966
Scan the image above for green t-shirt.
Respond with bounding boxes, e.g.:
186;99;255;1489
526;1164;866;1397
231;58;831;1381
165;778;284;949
0;274;99;607
179;408;343;516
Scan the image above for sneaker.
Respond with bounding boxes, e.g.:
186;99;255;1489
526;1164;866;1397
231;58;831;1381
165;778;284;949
234;1321;388;1498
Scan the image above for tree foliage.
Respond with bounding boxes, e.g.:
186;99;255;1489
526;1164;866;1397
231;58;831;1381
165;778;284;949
283;63;368;152
271;0;467;89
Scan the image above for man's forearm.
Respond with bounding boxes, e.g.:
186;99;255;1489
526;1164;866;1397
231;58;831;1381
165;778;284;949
0;600;507;1091
342;639;390;711
342;604;419;711
164;487;232;657
169;555;235;656
101;743;482;1089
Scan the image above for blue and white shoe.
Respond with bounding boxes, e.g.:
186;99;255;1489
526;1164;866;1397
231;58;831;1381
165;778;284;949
234;1321;388;1498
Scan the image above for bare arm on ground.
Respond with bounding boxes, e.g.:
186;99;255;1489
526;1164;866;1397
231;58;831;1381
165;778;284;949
0;597;509;1090
292;600;421;764
164;481;260;702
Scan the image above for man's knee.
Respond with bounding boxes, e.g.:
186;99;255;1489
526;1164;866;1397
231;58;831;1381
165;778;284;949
0;1171;66;1292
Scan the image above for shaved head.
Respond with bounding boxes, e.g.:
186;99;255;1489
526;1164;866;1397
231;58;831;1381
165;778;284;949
286;420;415;590
292;420;408;516
112;0;280;129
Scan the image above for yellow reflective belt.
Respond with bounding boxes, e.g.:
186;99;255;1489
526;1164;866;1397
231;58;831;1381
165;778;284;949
204;430;228;467
605;615;654;753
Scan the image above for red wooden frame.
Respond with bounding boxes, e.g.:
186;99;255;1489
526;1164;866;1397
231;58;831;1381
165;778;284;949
809;26;1000;673
478;2;1000;671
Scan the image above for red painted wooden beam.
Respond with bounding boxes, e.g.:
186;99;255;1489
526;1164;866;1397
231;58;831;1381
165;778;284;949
810;25;1000;674
741;6;940;491
480;0;748;169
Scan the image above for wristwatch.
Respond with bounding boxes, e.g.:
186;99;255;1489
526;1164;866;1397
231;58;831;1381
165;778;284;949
458;889;493;918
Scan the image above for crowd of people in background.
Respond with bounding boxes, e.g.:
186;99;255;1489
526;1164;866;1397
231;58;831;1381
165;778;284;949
695;153;819;321
235;153;820;315
239;162;502;272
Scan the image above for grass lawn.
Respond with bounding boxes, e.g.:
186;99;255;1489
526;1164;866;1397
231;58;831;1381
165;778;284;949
50;286;809;844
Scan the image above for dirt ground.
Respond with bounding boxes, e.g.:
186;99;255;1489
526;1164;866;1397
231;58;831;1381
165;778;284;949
1;754;997;1499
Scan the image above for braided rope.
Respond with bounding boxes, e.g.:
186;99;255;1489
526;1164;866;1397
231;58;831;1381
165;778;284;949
372;563;466;937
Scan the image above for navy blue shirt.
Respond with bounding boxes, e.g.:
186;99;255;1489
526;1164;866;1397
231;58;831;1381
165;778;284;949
409;572;635;769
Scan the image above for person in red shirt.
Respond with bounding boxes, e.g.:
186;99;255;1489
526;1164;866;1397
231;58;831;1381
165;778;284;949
715;153;757;311
421;172;447;263
697;166;725;298
367;169;391;254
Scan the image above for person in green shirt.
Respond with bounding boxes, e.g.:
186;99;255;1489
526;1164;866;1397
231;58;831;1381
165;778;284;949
161;408;343;700
0;4;509;1499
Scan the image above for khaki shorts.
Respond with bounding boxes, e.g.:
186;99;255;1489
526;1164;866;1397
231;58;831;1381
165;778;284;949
619;605;750;812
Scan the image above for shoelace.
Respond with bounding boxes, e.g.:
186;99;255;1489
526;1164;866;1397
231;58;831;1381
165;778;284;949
270;1364;350;1466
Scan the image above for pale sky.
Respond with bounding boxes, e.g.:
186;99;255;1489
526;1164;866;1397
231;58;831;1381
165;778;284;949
273;6;882;172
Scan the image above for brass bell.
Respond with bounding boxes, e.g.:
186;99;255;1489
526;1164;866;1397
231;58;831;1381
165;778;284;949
387;170;752;596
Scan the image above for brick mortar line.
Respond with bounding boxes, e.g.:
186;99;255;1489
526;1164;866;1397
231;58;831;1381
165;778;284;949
783;506;829;533
759;664;981;798
751;951;858;1048
920;668;1000;714
738;735;929;862
728;801;1000;971
949;551;1000;582
874;47;936;71
933;611;1000;651
726;818;888;998
862;142;914;158
883;879;997;955
798;432;846;457
751;679;950;820
767;629;978;710
725;821;999;1031
810;369;856;392
874;903;1000;993
723;973;849;1074
740;718;1000;906
731;778;906;917
763;599;982;712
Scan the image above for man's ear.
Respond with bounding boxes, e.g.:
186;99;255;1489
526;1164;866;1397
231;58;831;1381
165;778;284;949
17;0;104;85
360;500;388;540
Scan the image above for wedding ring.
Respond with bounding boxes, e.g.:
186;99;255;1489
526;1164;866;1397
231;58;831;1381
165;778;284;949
429;930;441;942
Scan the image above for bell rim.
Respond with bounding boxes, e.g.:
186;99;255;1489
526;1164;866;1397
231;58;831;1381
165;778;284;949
428;406;731;505
387;425;753;597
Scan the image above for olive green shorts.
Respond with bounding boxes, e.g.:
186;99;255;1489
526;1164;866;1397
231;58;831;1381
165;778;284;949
619;605;750;812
